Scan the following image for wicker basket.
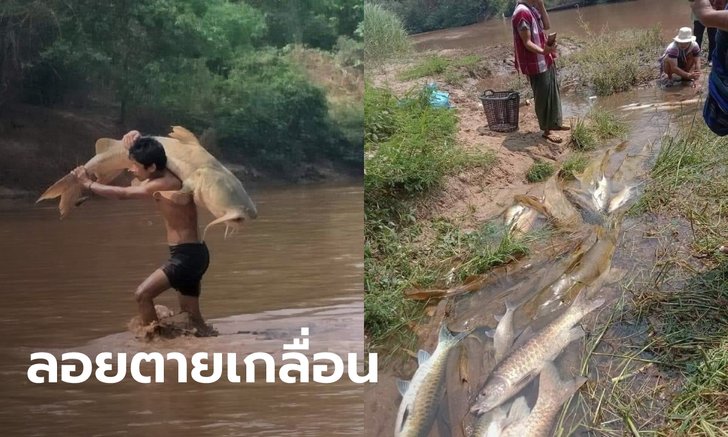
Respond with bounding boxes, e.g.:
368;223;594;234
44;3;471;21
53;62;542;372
480;90;520;132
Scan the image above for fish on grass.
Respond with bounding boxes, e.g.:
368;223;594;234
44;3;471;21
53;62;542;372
395;326;470;437
500;361;587;437
470;291;604;415
37;126;257;239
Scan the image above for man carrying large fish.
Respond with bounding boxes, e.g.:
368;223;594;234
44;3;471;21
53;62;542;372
73;130;212;335
38;127;257;337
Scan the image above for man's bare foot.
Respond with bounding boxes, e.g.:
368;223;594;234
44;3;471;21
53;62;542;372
542;133;563;143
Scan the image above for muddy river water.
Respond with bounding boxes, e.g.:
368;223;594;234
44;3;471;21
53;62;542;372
0;184;364;435
372;1;706;436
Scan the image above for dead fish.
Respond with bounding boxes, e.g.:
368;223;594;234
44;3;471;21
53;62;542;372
504;204;526;230
501;362;587;437
395;326;470;437
37;126;257;238
486;300;519;364
538;224;617;310
470;291;604;415
592;175;609;212
619;98;700;112
472;404;508;437
473;396;530;437
607;185;635;213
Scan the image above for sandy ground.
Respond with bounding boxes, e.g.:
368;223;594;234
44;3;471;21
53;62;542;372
369;45;576;228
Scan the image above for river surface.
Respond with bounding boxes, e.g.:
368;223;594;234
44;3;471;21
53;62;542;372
412;0;695;52
0;183;364;435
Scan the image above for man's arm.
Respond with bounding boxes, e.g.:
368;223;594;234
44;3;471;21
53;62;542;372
518;25;556;55
693;0;728;29
71;167;179;200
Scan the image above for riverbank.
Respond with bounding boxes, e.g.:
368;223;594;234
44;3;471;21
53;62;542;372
364;15;724;437
365;24;666;354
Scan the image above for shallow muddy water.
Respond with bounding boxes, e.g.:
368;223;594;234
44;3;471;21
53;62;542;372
0;184;364;435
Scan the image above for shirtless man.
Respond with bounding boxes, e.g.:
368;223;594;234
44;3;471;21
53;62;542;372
72;130;210;334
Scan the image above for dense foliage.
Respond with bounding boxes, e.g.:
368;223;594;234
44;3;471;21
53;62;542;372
0;0;362;174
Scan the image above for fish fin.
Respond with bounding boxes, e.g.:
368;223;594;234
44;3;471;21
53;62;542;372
494;313;503;322
94;138;117;155
396;378;410;396
484;328;496;339
58;182;82;219
506;396;531;424
37;173;76;202
202;211;243;241
438;325;471;345
168;126;203;147
417;349;430;366
153;190;193;205
510;325;533;352
540;361;588;406
567;326;586;343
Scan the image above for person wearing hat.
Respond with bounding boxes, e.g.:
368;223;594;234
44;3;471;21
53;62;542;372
660;27;702;86
511;0;570;144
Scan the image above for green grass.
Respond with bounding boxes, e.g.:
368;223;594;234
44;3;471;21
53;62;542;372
363;3;411;65
559;153;589;180
561;26;663;96
572;123;728;435
399;56;450;81
398;54;489;84
570;109;627;151
590;108;628;140
570;117;597;150
526;160;555;182
635;123;728;252
365;83;520;353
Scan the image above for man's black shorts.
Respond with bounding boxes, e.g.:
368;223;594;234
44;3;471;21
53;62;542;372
161;242;210;297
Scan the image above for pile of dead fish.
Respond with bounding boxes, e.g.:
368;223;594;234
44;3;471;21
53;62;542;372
394;148;644;436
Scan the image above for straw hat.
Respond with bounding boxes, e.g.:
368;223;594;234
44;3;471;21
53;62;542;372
674;27;696;44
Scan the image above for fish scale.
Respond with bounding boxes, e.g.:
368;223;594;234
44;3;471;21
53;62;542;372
395;326;469;437
471;293;603;414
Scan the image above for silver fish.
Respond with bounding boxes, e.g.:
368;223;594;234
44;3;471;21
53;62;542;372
607;185;635;213
470;292;603;415
486;300;518;364
395;326;469;437
501;362;587;437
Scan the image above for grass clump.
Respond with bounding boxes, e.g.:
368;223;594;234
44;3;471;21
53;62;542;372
559;153;588;180
570;117;597;150
398;54;489;84
399;56;450;80
526;160;555;182
363;3;411;65
636;123;728;251
570;109;627;150
561;26;662;96
365;83;513;353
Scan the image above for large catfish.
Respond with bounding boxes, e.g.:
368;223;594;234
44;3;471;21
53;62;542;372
37;126;257;238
